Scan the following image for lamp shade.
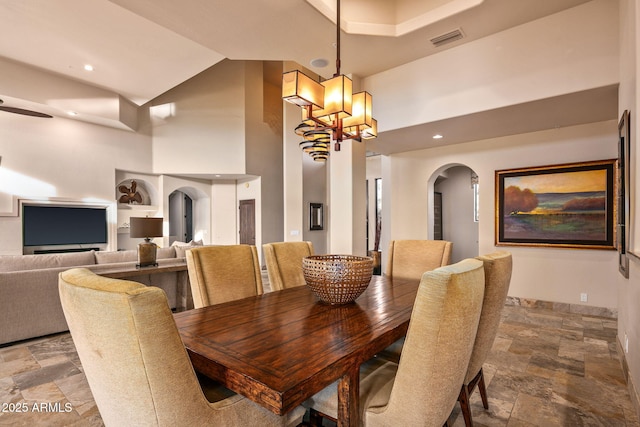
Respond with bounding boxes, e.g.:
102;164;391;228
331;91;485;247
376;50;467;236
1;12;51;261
130;217;163;238
361;118;378;139
342;91;372;130
314;74;352;119
282;70;325;109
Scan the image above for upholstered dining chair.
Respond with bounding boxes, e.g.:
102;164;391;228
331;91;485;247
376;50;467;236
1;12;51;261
385;239;453;281
304;258;486;426
263;241;314;291
186;245;264;308
58;268;305;427
457;251;512;427
378;239;454;360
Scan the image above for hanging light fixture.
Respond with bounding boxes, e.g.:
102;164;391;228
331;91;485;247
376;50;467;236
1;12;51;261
282;0;377;161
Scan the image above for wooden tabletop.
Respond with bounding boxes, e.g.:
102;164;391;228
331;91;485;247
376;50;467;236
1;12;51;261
174;274;418;427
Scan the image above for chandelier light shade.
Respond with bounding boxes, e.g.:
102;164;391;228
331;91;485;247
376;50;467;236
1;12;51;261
282;70;325;108
361;118;378;139
282;0;376;161
315;75;352;119
343;91;373;135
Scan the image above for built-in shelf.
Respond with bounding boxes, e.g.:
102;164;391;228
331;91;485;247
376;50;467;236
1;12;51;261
117;204;157;211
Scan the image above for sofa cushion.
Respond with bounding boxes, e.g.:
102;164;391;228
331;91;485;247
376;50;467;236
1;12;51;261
0;251;96;272
157;246;176;259
172;240;203;258
95;247;176;264
95;250;137;264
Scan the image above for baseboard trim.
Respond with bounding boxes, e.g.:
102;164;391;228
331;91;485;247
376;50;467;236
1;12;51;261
505;296;617;319
617;336;640;421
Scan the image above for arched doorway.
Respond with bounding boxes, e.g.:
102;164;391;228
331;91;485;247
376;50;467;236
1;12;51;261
430;165;479;263
168;190;193;244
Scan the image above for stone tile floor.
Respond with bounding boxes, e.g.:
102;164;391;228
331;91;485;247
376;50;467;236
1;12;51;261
1;303;638;426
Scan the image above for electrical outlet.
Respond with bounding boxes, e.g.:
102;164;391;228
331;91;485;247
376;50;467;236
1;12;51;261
580;293;588;303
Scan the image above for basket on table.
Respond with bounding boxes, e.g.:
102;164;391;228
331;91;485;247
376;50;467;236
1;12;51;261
302;255;373;305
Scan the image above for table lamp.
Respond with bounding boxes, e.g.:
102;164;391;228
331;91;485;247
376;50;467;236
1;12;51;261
129;217;163;267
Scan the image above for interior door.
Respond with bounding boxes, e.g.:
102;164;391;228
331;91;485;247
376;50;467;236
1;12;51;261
239;199;256;245
433;191;443;240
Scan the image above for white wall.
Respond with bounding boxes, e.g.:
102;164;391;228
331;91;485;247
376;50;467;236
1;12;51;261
364;0;618;133
0;113;152;255
384;120;620;309
284;100;306;243
303;155;328;254
150;60;247;175
211;181;238;245
245;61;284;249
328;139;367;256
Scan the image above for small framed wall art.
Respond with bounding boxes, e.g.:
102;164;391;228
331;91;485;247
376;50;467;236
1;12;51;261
309;203;323;230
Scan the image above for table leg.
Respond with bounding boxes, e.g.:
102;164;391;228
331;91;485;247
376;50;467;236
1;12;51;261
176;270;193;311
337;364;359;427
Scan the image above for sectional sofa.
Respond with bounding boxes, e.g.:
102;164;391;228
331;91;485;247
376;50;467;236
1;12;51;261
0;246;192;345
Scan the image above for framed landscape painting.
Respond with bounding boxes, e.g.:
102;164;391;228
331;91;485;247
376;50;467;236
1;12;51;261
495;160;617;249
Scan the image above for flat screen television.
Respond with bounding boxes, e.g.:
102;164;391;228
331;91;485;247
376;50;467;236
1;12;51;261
23;205;108;249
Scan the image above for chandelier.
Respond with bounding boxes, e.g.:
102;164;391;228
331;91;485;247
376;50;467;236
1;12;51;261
282;0;377;161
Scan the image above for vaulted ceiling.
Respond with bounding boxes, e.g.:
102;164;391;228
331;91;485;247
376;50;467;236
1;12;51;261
0;0;615;154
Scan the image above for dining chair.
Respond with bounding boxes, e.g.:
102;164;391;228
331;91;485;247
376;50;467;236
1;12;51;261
58;268;305;427
263;241;314;291
385;239;453;281
378;239;454;361
304;258;486;426
185;244;264;308
457;250;512;427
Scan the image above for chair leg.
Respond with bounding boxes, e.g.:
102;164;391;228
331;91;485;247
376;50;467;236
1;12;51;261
308;408;337;427
477;368;489;410
467;368;489;410
308;408;323;427
457;384;474;427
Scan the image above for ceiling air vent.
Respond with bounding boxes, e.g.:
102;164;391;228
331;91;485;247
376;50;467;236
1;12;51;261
430;28;464;47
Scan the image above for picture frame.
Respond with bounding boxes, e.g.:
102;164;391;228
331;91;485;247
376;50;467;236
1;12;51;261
495;159;617;249
618;110;631;277
309;202;323;230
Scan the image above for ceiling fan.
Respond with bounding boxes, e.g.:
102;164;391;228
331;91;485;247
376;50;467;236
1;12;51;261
0;98;52;118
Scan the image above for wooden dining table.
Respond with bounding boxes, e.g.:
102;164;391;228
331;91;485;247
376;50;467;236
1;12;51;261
173;274;419;427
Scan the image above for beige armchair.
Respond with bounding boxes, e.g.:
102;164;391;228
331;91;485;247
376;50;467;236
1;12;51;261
304;258;485;426
385;239;453;281
458;251;512;427
186;245;263;308
58;268;305;427
263;241;314;291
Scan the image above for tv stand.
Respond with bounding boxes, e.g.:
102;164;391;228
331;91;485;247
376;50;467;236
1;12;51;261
33;247;100;255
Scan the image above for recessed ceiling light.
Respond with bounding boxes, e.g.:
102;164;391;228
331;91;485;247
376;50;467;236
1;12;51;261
67;111;78;116
84;64;94;72
433;134;443;139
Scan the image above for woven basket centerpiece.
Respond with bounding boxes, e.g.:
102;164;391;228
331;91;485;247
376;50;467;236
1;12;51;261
302;255;373;305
